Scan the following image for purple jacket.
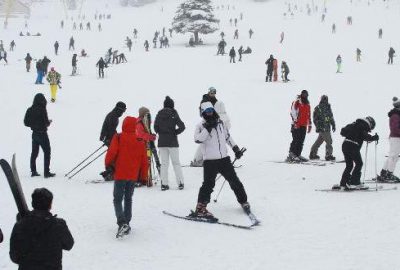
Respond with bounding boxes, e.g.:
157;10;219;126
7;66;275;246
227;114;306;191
389;109;400;137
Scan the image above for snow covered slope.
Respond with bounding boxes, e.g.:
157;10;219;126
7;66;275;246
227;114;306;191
1;0;400;269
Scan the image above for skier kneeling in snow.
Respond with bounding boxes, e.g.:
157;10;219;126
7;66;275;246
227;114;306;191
191;102;250;220
338;117;379;190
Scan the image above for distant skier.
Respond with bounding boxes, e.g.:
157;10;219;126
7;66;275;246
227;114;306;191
0;48;7;64
61;20;64;28
10;188;74;268
79;22;83;30
46;67;61;102
229;47;236;63
144;40;149;51
234;18;238;27
377;97;400;182
388;47;395;64
54;41;59;55
309;95;336;161
332;23;336;33
281;60;290;82
41;56;51;75
280;31;285;43
338;117;379;190
105;116;142;237
249;28;254;39
220;31;225;39
154;96;186;191
356;48;361;62
69;36;75;50
71;54;77;75
273;58;278;81
24;53;32;72
98;23;102;31
35;60;44;84
23;93;56;177
378;28;383;39
287;90;312;162
100;102;127;146
265;54;275;82
217;39;226;55
336;55;342;73
86;22;91;30
126;37;132;52
10;40;15;51
133;28;138;38
96;57;106;78
190;101;250;220
234;29;239;39
238;46;243;61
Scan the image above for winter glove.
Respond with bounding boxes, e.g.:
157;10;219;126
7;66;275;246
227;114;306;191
232;145;243;160
332;125;336;132
372;134;379;142
307;125;312;133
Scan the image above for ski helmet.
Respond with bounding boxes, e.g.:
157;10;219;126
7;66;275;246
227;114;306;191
365;116;376;130
208;87;217;95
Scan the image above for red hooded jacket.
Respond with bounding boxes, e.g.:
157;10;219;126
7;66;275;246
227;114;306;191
105;116;142;181
291;98;311;128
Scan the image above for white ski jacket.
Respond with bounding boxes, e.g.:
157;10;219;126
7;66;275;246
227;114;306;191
194;119;236;161
214;101;231;130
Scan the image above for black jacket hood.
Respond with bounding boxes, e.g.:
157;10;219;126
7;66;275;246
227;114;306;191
33;93;47;107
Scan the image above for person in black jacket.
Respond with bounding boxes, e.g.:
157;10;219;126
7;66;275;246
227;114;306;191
71;54;77;75
99;102;126;146
41;56;51;75
54;41;59;55
229;47;236;63
338;117;379;190
265;54;274;82
24;93;55;178
154;96;185;191
10;188;74;270
96;57;106;78
388;47;395;64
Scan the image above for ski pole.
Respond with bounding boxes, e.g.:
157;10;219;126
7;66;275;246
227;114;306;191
213;147;247;203
375;141;378;191
65;144;105;177
68;149;107;179
362;142;369;184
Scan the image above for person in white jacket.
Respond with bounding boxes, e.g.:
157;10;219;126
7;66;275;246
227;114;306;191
191;87;231;167
190;101;250;220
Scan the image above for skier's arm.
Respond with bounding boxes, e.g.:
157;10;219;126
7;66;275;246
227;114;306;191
329;107;336;131
59;219;74;251
136;122;155;141
290;100;299;126
153;114;160;134
105;134;119;167
175;113;185;135
9;223;23;264
225;128;236;149
194;123;210;143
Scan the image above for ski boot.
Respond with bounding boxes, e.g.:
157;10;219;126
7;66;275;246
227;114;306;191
376;169;389;182
116;224;130;238
31;171;40;177
286;152;300;163
298;155;308;162
44;172;56;178
309;154;320;160
161;184;169;191
178;183;184;190
241;202;251;215
325;155;336;161
189;203;218;222
386;171;400;182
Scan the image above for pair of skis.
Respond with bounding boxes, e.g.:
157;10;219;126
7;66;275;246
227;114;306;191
315;184;397;192
163;208;260;230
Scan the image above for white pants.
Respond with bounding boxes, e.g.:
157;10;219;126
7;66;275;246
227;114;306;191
160;147;184;186
383;137;400;173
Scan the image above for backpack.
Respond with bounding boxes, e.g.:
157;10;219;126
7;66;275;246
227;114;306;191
340;122;354;137
24;107;33;127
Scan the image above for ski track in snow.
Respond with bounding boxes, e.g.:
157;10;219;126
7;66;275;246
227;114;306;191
1;0;400;269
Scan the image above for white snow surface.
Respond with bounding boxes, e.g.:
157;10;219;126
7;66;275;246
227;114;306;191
1;0;400;269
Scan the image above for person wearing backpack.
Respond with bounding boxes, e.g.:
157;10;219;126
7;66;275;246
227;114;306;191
24;93;56;178
339;117;379;190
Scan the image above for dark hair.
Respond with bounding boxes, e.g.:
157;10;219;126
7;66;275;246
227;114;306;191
32;188;53;210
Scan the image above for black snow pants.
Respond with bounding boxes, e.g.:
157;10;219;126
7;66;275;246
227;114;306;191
198;157;247;205
340;141;363;186
289;126;307;157
30;131;51;174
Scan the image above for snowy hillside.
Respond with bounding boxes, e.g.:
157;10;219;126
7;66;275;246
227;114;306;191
1;0;400;269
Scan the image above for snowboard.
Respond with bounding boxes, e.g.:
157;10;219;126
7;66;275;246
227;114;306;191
0;154;30;216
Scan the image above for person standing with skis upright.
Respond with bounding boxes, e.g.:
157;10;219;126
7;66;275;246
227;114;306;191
377;97;400;182
190;102;251;220
287;90;312;162
338;117;379;190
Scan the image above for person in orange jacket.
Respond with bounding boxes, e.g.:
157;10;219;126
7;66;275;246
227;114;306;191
105;116;142;237
136;107;157;187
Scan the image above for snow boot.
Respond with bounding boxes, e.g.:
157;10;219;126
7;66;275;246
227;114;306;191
241;202;251;214
376;169;389;181
325;155;336;161
116;224;130;238
161;184;169;191
178;183;184;190
286;152;300;162
309;154;320;160
44;172;56;178
190;203;217;221
31;172;40;177
190;159;203;167
386;171;400;182
298;155;308;162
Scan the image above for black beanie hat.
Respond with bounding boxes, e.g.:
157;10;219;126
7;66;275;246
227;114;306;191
115;101;126;112
32;188;53;211
164;96;174;109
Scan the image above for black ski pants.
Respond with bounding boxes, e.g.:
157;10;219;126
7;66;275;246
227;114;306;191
198;157;247;205
388;56;394;64
30;131;51;174
340;141;363;186
266;69;273;81
289;126;306;157
98;67;104;78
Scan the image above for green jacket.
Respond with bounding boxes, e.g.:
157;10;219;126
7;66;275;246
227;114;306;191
46;71;61;85
313;102;335;133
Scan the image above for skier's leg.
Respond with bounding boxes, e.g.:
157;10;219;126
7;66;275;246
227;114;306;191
113;180;127;225
169;147;184;185
296;126;307;157
289;126;298;156
323;132;333;158
340;142;354;186
197;160;219;204
219;157;247;204
310;133;324;157
192;145;203;165
159;147;170;186
123;181;135;225
40;133;51;174
50;85;57;101
30;133;40;173
349;147;363;185
383;137;400;173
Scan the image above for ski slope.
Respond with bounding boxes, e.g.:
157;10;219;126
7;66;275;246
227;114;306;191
1;0;400;269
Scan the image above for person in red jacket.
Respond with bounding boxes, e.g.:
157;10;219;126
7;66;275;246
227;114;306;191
105;116;142;237
136;107;157;187
287;90;312;162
